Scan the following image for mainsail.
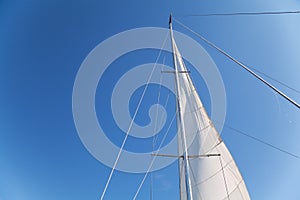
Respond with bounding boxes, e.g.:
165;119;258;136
169;16;251;200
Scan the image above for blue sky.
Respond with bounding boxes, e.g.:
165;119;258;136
1;0;300;200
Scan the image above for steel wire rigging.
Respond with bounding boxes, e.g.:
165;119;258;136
182;10;300;17
173;17;300;110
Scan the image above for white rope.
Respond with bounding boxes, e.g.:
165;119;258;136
99;33;169;200
150;57;164;200
133;111;177;200
154;92;170;146
134;59;175;199
152;57;165;149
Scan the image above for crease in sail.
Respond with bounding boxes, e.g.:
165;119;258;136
170;22;250;200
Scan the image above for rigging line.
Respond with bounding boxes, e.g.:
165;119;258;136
183;10;300;17
224;124;300;160
247;65;300;95
154;92;171;145
132;111;178;200
99;33;169;200
150;56;165;200
173;17;300;110
153;56;166;148
150;171;153;200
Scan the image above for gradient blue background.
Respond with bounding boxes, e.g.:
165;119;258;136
1;1;300;199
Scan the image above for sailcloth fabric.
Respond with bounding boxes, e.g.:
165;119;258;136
170;25;250;200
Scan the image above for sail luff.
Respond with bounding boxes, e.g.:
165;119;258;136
169;15;193;200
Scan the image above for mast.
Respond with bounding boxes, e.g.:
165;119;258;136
169;14;193;200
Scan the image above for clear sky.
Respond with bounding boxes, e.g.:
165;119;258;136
1;0;300;200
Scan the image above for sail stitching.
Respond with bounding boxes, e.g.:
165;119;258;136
192;159;234;187
219;156;231;200
188;159;204;200
220;180;245;200
182;74;222;158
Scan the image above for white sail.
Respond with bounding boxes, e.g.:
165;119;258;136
170;19;250;200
